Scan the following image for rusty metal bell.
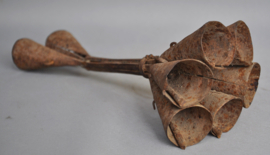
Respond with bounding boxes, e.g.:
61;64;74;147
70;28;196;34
211;63;261;108
227;20;253;66
161;21;235;68
200;90;243;138
149;59;213;108
10;20;262;150
149;78;213;149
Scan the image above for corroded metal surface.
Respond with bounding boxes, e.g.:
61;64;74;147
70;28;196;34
149;78;212;149
149;59;213;108
227;20;253;66
200;90;243;138
46;30;91;58
12;38;82;70
161;21;235;68
211;63;261;108
12;38;143;75
83;57;142;75
11;20;261;150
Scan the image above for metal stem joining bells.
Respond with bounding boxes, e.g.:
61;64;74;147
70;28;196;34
11;20;261;150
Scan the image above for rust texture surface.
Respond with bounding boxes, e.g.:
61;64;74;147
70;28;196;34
149;59;213;109
11;20;261;150
12;38;82;70
161;21;235;68
46;30;91;58
200;90;243;138
149;78;212;149
211;63;261;108
227;20;253;66
13;38;143;75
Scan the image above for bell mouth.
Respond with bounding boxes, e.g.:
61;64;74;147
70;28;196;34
166;59;213;108
229;20;253;66
244;63;261;108
167;106;212;148
213;98;243;136
201;22;234;67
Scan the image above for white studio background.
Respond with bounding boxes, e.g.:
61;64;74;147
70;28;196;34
0;0;269;155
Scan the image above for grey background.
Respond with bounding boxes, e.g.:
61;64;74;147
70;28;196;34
0;0;269;154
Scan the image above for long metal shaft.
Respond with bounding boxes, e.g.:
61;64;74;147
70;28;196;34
82;57;142;75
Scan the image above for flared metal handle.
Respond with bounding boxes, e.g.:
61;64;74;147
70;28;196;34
12;38;83;70
12;38;145;75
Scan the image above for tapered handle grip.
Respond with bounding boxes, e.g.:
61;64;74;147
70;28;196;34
12;38;82;70
46;30;91;58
